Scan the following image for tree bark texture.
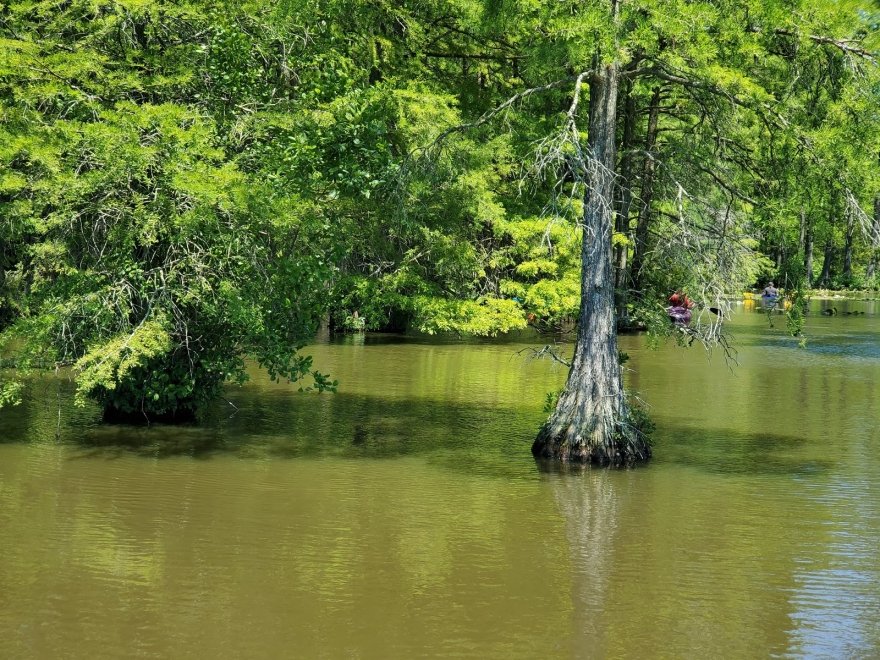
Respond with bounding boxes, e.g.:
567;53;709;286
533;63;651;466
867;196;880;281
818;239;834;288
818;192;837;288
843;212;855;282
800;210;813;287
628;87;662;294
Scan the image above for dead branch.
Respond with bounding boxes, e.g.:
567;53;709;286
844;188;880;248
517;344;572;368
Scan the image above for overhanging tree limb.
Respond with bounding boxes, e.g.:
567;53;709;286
412;72;593;158
772;28;878;64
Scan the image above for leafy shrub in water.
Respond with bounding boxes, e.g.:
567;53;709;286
1;104;333;418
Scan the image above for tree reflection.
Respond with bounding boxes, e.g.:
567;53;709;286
541;464;628;657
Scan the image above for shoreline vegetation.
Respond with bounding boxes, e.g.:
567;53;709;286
1;289;875;426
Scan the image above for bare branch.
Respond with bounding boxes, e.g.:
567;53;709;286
412;72;592;158
774;29;877;65
844;188;880;248
517;344;571;368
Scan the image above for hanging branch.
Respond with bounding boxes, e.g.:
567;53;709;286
844;188;880;247
633;52;880;251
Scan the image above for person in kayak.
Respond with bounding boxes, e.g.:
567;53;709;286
761;281;779;308
667;291;695;326
762;281;779;299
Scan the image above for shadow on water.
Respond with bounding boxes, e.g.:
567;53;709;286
655;424;832;477
0;372;550;478
529;426;829;478
6;383;834;480
0;376;94;444
798;334;880;360
328;329;543;347
56;392;545;475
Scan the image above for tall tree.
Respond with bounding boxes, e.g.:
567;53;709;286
519;0;877;463
533;57;644;464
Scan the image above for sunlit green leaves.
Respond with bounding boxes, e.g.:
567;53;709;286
0;93;333;414
2;0;878;415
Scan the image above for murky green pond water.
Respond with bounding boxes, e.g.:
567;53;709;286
2;302;879;658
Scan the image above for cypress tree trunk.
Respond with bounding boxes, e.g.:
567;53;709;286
818;240;834;288
866;196;880;281
843;213;855;282
818;191;837;288
532;63;651;466
800;210;813;288
804;236;814;287
629;87;662;294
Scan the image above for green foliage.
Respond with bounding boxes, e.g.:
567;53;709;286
778;259;810;338
621;399;655;446
495;217;581;329
0;377;24;408
412;296;526;336
74;319;173;409
542;388;562;414
0;98;332;416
